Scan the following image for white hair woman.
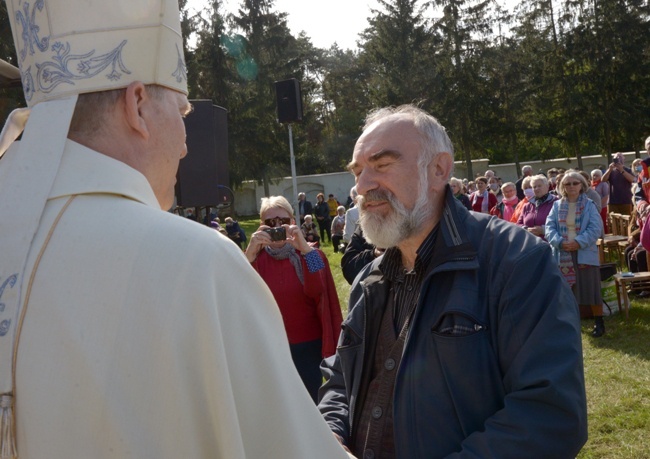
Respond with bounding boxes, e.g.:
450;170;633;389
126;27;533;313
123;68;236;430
245;196;343;400
510;175;533;223
516;175;557;239
546;172;605;336
490;182;518;221
449;177;471;210
331;205;347;252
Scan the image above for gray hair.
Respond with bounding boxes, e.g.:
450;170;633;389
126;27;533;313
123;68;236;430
557;171;589;197
530;174;548;187
591;169;603;178
501;181;516;192
522;165;533;174
449;177;463;188
363;105;454;175
522;176;533;189
259;196;294;219
69;84;168;139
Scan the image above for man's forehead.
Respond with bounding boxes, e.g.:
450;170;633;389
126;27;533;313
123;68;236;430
353;117;418;160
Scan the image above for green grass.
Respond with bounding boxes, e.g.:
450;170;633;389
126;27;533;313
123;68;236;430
238;215;650;458
577;298;650;458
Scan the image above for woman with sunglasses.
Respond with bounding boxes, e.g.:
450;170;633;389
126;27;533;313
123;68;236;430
245;196;343;401
546;171;605;337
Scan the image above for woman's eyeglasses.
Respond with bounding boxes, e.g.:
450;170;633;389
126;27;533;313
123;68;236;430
264;217;291;227
565;182;581;187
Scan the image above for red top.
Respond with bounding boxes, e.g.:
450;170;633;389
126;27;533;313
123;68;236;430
253;250;342;353
470;192;497;213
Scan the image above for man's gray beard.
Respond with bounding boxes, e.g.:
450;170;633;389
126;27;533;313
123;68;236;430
358;180;432;249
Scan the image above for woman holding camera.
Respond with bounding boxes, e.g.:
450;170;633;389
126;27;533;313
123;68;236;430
245;196;343;402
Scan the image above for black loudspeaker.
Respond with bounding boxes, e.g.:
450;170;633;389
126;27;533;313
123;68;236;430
275;78;303;124
176;100;229;208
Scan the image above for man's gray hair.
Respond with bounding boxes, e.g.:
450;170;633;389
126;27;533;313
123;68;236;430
363;105;454;172
522;165;533;174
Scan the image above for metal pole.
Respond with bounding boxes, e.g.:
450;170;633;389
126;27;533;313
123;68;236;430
288;124;299;220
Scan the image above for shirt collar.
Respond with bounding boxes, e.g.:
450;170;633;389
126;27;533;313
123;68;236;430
48;140;160;209
380;224;439;281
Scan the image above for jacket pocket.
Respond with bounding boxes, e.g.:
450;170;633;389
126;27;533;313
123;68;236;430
431;311;487;337
430;312;505;436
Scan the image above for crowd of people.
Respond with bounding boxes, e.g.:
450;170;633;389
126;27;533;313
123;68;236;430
439;147;650;337
0;0;642;455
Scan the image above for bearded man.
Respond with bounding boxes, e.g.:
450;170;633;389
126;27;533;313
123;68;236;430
318;105;588;458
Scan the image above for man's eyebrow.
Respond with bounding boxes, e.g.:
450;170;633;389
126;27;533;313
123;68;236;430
368;150;401;163
347;150;401;173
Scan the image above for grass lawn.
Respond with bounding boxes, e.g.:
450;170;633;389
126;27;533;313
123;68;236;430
237;215;650;457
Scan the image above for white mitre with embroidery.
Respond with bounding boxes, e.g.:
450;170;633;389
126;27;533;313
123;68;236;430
0;1;188;457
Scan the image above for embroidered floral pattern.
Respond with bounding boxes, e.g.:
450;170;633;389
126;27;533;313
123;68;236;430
36;40;131;93
0;274;18;337
172;43;187;83
15;0;50;62
21;66;35;101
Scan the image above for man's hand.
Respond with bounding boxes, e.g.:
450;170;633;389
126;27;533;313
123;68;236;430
332;433;353;454
528;225;545;237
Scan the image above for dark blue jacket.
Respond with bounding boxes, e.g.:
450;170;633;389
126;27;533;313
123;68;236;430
318;190;587;458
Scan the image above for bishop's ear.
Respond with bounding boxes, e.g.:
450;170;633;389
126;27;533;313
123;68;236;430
124;81;150;140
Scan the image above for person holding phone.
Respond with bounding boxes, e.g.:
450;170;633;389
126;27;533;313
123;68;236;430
602;152;635;216
246;196;343;402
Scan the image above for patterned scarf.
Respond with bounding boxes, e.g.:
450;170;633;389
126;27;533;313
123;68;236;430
266;243;304;284
557;193;587;287
471;190;490;213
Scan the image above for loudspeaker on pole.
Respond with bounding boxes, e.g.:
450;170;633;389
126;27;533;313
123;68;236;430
274;78;303;124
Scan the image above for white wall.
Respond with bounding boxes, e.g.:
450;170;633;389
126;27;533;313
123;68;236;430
234;172;356;216
233;151;644;216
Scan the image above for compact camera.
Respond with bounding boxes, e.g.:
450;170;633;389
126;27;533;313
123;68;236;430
264;226;286;242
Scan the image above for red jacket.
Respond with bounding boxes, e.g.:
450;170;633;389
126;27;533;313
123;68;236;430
253;249;342;357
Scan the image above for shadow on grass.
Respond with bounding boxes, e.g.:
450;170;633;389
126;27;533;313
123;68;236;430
581;298;650;361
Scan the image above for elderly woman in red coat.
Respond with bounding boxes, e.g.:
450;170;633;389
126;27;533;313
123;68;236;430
245;195;342;402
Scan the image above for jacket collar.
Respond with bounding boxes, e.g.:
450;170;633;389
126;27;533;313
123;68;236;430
431;186;479;271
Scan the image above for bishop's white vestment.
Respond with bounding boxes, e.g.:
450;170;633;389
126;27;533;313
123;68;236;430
1;139;349;458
